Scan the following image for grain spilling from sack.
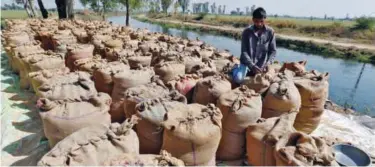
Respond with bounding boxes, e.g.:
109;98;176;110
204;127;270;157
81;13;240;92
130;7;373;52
216;86;262;161
293;72;330;134
37;92;111;147
37;117;139;166
162;103;222;166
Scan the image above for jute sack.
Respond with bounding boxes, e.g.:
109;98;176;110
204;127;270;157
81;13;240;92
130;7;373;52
10;41;44;72
110;67;154;123
274;132;338;166
246;113;297;166
104;39;124;60
29;67;70;93
102;150;185;166
162;103;222;166
73;57;107;74
293;72;330;134
154;60;186;83
51;34;78;53
241;73;271;94
262;79;301;119
183;53;203;74
216;86;262;161
193;74;232;105
167;74;201;103
132;92;187;154
280;60;307;76
127;52;153;69
36;71;97;102
37;117;139;166
28;53;65;72
37;92;111;147
65;44;95;71
151;49;180;66
17;53;47;89
92;61;129;95
187;60;217;77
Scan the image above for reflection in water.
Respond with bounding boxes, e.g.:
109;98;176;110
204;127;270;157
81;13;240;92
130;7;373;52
107;16;375;116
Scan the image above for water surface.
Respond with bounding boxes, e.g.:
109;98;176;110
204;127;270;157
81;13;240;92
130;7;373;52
109;16;375;116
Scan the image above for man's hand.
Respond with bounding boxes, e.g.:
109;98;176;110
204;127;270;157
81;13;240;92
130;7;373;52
252;66;262;74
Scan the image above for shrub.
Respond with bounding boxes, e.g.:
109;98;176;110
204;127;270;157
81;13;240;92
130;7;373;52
353;17;375;30
194;13;207;21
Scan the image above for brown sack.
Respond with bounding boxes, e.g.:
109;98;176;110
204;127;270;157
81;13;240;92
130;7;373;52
280;60;307;76
10;42;44;72
132;93;187;154
246;113;297;166
36;71;97;102
293;72;330;134
241;73;271;94
37;92;111;147
37;117;139;166
162;103;222;166
154;61;186;83
193;74;232;105
186;60;217;77
65;44;95;71
262;79;301;119
92;61;129;95
73;58;107;74
102;150;185;166
28;53;65;72
216;86;262;161
29;67;70;93
127;52;153;69
110;68;155;122
274;132;338;166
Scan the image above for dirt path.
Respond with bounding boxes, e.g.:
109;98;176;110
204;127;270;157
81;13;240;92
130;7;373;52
142;17;375;51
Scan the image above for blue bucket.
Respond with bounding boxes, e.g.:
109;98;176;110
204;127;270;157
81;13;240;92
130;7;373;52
332;144;371;166
231;64;248;84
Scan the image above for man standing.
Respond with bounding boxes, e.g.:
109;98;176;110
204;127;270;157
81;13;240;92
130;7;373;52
233;7;276;83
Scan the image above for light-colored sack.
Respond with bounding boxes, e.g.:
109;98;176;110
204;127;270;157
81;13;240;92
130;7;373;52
216;86;262;161
262;79;301;119
28;53;65;72
36;71;97;102
246;113;297;166
65;44;95;71
193;74;232;105
37;92;111;147
162;103;222;166
293;72;330;134
154;61;186;83
37;117;139;166
280;60;307;76
102;150;185;166
241;73;271;94
127;52;152;69
73;57;107;74
110;68;154;122
93;61;129;95
274;132;338;166
29;67;70;93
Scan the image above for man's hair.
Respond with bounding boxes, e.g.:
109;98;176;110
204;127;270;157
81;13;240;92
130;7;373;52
253;7;267;19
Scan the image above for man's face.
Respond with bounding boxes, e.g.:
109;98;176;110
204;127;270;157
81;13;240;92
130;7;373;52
253;18;265;29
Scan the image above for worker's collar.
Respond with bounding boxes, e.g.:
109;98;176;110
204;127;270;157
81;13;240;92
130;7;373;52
250;25;266;31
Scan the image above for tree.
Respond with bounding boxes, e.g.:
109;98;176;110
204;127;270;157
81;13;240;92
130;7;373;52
250;5;255;15
119;0;143;26
178;0;189;13
37;0;49;18
324;14;327;20
173;0;179;15
223;5;226;14
80;0;119;20
161;0;173;14
218;5;221;14
210;2;216;14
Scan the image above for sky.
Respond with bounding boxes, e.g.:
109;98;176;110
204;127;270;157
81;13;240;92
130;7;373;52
1;0;375;18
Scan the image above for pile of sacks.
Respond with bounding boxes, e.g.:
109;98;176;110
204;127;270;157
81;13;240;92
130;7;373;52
2;18;339;166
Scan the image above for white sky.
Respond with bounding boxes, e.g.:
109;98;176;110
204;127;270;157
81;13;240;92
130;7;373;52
1;0;375;18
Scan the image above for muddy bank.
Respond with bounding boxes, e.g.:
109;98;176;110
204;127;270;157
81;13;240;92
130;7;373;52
134;16;375;65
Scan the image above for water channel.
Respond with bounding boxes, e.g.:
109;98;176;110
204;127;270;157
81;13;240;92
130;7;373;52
108;16;375;116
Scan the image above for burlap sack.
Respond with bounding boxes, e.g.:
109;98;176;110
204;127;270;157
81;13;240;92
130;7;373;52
193;74;232;105
246;113;297;166
37;117;139;166
131;92;187;154
17;53;47;89
274;132;338;166
167;74;201;103
162;103;222;166
111;68;155;122
183;54;203;73
293;72;330;134
28;53;65;72
51;34;78;53
262;79;301;119
102;150;185;166
72;29;89;43
36;71;97;102
154;61;186;83
241;73;271;94
10;42;44;72
65;44;95;71
197;49;214;61
92;61;129;95
216;86;262;161
280;60;307;76
127;53;152;69
29;67;70;93
37;92;111;147
104;39;124;60
151;50;180;66
186;60;217;77
73;58;107;74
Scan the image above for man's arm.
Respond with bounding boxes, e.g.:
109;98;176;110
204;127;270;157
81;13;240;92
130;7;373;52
240;29;255;68
267;31;277;64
